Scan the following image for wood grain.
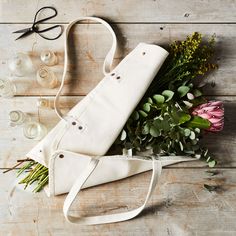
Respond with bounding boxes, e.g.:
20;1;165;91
1;1;236;234
1;0;236;23
0;23;236;96
0;96;235;168
1;168;236;235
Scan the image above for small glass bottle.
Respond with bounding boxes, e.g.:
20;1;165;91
37;98;52;109
9;110;30;127
23;121;47;141
36;66;58;89
40;50;58;66
0;78;16;98
8;52;33;77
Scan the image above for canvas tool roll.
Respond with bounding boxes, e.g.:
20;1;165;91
25;17;193;225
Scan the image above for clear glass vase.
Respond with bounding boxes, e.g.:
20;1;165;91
0;77;16;98
40;50;58;66
36;66;58;88
23;121;47;141
8;52;33;77
9;110;30;127
37;98;53;109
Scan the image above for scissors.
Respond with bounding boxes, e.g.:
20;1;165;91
13;6;63;41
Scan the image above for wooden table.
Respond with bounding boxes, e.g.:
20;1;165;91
1;1;236;235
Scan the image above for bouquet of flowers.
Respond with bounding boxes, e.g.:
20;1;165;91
15;32;224;192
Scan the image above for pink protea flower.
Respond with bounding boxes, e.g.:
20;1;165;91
192;101;224;132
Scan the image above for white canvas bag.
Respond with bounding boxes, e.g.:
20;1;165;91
26;17;194;225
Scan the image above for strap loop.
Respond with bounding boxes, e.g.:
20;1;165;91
63;157;162;225
54;17;117;121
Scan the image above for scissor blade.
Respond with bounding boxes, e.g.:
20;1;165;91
14;29;34;40
12;27;32;34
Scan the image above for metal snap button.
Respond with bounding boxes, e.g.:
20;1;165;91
59;154;64;158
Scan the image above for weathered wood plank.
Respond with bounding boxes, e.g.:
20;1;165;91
0;96;235;168
1;0;236;23
1;168;236;235
0;23;235;96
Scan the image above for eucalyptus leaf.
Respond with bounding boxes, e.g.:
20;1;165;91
162;90;174;102
149;126;160;137
208;160;216;168
132;111;139;120
143;103;151;112
186;116;211;129
177;86;190;97
179;141;184;151
142;123;150;135
153;94;165;104
139;110;148;118
148;97;153;104
195;128;201;133
189;131;196;140
184;128;191;136
120;130;127;141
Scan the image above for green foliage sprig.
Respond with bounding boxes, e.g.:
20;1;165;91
115;32;218;167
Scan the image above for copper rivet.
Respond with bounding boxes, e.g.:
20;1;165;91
72;121;76;125
59;154;64;158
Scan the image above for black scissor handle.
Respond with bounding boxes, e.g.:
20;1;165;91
32;6;63;40
33;6;58;25
37;25;64;40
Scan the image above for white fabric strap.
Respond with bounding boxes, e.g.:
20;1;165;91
63;157;162;225
54;17;117;121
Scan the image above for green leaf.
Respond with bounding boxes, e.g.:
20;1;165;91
142;103;151;112
184;128;191;136
142;124;150;135
195;128;201;133
162;90;174;102
132;111;139;120
193;89;202;97
208;160;217;168
149;126;160;137
186;116;211;129
153;94;165;104
120;130;127;141
191;97;207;107
147;97;153;104
189;131;196;140
162;119;171;131
179;113;191;125
139;110;148;118
177;86;190;97
172;111;191;125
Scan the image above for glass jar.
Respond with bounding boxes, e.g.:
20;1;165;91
0;78;16;98
40;50;58;66
23;121;47;141
9;110;30;127
36;66;58;88
37;98;52;109
8;52;33;77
